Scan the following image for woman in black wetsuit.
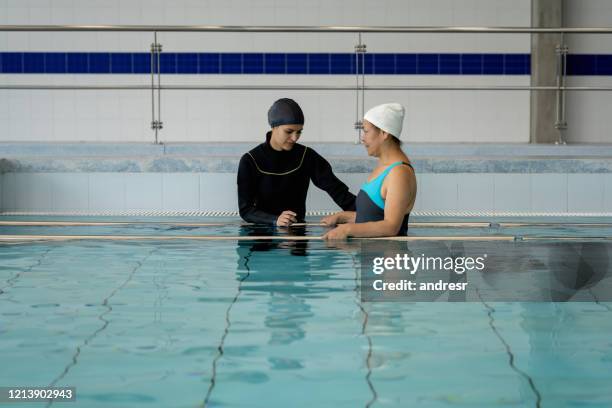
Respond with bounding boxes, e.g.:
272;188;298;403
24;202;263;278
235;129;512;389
237;98;356;226
322;103;417;239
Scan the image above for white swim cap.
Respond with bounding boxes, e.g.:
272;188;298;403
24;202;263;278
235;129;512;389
363;103;405;138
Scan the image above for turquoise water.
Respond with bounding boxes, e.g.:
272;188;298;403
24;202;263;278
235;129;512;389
1;217;612;407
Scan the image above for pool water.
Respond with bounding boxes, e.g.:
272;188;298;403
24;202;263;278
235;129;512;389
1;217;612;407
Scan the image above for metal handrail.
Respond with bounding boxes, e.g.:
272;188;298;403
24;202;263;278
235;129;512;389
2;85;612;91
2;24;610;145
1;25;612;33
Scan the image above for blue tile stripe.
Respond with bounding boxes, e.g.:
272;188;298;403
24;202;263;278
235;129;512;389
0;52;606;75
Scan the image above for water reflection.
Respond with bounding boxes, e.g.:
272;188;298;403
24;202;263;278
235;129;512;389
234;225;346;370
478;241;612;302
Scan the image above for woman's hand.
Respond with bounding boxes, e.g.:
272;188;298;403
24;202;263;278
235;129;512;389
276;210;297;227
321;213;340;227
322;224;351;240
321;211;356;226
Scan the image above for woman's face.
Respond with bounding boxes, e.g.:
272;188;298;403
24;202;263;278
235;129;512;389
270;124;303;151
361;120;384;157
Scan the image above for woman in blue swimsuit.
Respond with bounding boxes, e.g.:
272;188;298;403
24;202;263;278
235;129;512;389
322;103;417;239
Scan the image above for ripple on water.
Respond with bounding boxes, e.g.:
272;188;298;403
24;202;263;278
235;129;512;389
225;371;269;384
181;346;215;356
84;393;156;403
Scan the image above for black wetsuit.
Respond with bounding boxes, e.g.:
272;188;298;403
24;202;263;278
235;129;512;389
237;137;356;224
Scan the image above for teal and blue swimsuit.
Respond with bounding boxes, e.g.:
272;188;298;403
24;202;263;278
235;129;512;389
355;161;413;236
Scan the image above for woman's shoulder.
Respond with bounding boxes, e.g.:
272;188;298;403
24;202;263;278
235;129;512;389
242;143;266;161
386;160;415;181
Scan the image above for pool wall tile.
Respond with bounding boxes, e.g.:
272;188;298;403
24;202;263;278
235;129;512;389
67;53;88;73
176;53;198;74
531;174;567;212
45;53;66;74
89;173;126;211
242;53;264;74
199;173;238;211
7;52;612;76
220;53;242;74
493;174;531;211
456;174;495;211
1;174;15;212
419;174;459;211
567;174;605;212
306;181;334;211
110;53;133;74
264;53;286;74
162;173;200;211
604;174;612;211
286;53;307;74
23;53;45;73
125;173;163;210
15;173;53;211
411;173;425;212
50;173;89;211
1;171;610;214
2;143;612;214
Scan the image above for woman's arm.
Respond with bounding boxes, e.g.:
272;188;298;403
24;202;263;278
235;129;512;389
321;211;356;226
309;149;356;211
237;154;278;224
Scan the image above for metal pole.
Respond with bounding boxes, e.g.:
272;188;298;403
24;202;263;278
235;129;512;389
555;43;562;131
554;34;568;144
355;34;360;144
2;25;612;33
150;33;157;144
156;31;163;144
3;85;612;91
561;35;568;141
354;33;366;144
361;34;365;135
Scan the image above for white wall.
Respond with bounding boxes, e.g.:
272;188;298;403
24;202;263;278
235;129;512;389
0;0;532;143
564;0;612;144
3;172;612;214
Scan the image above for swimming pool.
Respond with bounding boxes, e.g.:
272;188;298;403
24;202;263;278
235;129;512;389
1;216;611;407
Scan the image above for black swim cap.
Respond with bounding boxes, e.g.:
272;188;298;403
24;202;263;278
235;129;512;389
267;98;304;128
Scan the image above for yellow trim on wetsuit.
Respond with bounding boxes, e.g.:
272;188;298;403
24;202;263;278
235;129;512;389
247;146;309;176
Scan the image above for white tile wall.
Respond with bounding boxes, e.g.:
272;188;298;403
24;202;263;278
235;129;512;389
14;173;53;211
456;173;495;211
89;173;126;211
162;173;199;211
1;171;611;214
564;0;612;53
563;0;612;144
604;174;612;211
418;173;458;211
1;173;16;211
493;174;531;211
531;174;567;212
565;79;612;144
199;173;238;211
567;173;604;212
0;0;535;143
51;173;89;211
125;173;162;210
